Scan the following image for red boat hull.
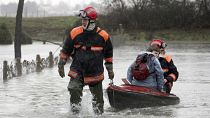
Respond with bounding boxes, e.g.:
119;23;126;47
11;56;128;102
107;84;180;109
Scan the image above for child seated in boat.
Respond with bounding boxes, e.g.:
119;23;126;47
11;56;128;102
149;39;179;93
127;45;165;92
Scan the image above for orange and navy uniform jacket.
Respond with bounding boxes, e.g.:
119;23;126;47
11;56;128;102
60;26;113;81
158;55;179;83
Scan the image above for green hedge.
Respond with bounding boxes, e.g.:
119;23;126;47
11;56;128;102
21;32;32;44
0;23;12;44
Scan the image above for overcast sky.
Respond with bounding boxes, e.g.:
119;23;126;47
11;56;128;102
0;0;99;6
0;0;102;16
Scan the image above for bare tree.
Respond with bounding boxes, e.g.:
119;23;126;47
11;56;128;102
14;0;24;76
100;0;210;31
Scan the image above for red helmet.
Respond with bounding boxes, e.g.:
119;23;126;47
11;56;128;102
150;39;167;49
79;6;97;20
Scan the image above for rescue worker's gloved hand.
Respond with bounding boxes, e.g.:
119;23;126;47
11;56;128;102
58;59;66;78
105;62;114;80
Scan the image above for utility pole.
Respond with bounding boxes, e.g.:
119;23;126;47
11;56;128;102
44;9;45;17
24;6;28;17
14;0;24;76
0;3;1;16
37;7;39;17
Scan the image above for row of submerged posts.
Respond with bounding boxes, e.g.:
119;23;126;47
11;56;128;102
2;51;59;81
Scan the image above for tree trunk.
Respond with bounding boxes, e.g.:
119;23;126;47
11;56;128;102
203;0;207;11
14;0;24;76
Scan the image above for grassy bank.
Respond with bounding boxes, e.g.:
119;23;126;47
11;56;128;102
1;16;210;43
0;16;77;41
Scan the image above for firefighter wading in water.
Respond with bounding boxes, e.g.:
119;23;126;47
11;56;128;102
58;6;114;115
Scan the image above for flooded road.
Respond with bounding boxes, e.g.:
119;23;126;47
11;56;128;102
0;41;210;118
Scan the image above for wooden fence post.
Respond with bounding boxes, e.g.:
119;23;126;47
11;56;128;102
16;58;22;76
119;24;124;34
36;54;42;72
48;51;54;68
3;61;8;81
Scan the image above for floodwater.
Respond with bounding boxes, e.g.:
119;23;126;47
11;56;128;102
0;41;210;118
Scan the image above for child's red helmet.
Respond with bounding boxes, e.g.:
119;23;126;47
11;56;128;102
150;39;167;49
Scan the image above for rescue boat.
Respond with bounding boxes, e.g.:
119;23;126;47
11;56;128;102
106;79;180;109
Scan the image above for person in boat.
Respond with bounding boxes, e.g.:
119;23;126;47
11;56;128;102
57;6;114;115
127;45;165;92
150;39;179;93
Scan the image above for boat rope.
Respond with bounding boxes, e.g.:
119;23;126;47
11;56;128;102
52;40;65;56
52;46;61;56
110;79;116;108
